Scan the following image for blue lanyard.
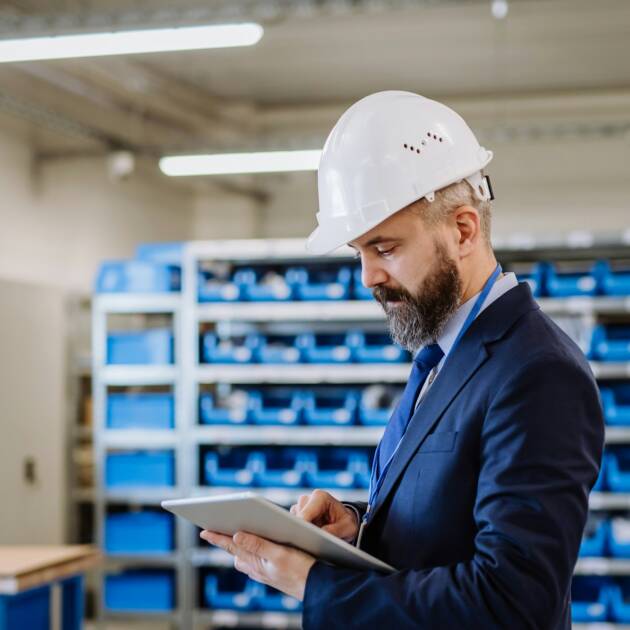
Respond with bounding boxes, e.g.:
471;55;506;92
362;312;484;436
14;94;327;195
363;264;503;524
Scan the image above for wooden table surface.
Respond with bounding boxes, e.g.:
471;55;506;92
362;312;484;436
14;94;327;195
0;545;101;594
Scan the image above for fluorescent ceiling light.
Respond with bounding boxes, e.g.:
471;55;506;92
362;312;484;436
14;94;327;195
159;150;322;176
0;23;263;63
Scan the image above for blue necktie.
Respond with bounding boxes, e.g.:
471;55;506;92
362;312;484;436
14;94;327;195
377;343;444;476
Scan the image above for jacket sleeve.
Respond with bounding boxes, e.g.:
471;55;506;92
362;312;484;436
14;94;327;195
302;355;604;630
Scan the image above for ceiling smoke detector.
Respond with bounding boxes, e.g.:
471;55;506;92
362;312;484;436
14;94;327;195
491;0;509;20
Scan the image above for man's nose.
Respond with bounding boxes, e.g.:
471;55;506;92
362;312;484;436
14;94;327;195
361;259;388;289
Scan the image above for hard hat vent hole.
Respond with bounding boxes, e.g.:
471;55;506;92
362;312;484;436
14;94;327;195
423;132;444;142
405;136;444;153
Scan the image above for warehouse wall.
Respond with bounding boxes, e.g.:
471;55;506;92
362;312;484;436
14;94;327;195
193;191;262;240
0;120;196;544
0;278;66;544
0;121;196;293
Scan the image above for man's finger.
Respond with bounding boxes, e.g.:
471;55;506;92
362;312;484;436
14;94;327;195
201;530;263;568
233;531;281;562
298;492;328;523
200;531;235;553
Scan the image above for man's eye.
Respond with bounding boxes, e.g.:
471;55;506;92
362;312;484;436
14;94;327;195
377;247;394;257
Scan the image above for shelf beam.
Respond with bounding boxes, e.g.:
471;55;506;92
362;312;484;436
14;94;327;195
94;294;181;314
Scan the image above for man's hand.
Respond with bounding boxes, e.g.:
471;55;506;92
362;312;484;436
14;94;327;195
200;530;315;601
290;489;360;542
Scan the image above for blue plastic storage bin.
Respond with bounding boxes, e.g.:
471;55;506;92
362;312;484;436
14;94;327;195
107;329;173;365
590;325;630;362
105;570;175;612
198;269;241;303
0;576;84;630
571;576;612;622
204;572;261;611
359;385;401;426
611;580;630;622
248;390;302;426
601;261;630;296
299;332;353;364
352;332;407;363
256;334;302;364
609;519;630;559
204;450;258;487
257;585;302;612
96;260;181;293
579;518;608;557
234;267;293;302
135;242;184;265
593;454;608;492
601;385;630;426
0;584;49;630
255;449;313;488
106;451;175;487
606;450;630;492
201;333;261;364
199;391;249;425
352;267;372;300
546;261;604;297
105;510;174;554
304;449;364;489
289;266;352;301
107;392;174;430
302;390;357;426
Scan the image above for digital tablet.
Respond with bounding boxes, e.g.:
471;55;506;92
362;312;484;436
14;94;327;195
161;492;394;573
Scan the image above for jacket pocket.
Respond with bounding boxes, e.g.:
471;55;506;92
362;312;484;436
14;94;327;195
417;430;458;453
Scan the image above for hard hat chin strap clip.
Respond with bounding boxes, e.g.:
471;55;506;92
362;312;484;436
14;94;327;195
424;173;494;206
465;171;495;202
484;175;495;201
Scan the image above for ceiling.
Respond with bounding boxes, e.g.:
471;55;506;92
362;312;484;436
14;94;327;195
0;0;629;165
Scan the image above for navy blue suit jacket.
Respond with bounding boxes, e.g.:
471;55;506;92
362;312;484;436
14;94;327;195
303;283;604;629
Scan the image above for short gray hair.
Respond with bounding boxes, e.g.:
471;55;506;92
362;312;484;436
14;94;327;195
410;178;492;247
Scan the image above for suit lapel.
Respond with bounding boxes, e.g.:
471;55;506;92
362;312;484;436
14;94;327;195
367;282;540;524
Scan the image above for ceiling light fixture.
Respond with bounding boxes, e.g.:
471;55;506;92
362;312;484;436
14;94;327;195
0;23;264;63
159;150;322;176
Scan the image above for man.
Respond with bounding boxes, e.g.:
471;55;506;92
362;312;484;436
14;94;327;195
201;91;604;629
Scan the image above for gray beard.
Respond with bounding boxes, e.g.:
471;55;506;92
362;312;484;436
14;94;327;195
379;244;462;352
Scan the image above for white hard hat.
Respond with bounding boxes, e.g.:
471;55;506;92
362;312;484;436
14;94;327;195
307;90;494;255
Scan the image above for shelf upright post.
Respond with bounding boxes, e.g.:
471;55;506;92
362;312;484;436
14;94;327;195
180;242;202;629
91;294;108;629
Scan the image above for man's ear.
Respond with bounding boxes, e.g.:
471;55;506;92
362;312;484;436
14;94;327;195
453;205;481;255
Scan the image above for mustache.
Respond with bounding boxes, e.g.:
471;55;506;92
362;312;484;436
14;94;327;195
373;286;412;304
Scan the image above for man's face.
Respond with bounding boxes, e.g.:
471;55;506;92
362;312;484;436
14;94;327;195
349;208;462;352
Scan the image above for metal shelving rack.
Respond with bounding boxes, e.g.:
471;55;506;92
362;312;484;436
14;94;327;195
91;235;630;629
92;292;191;628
